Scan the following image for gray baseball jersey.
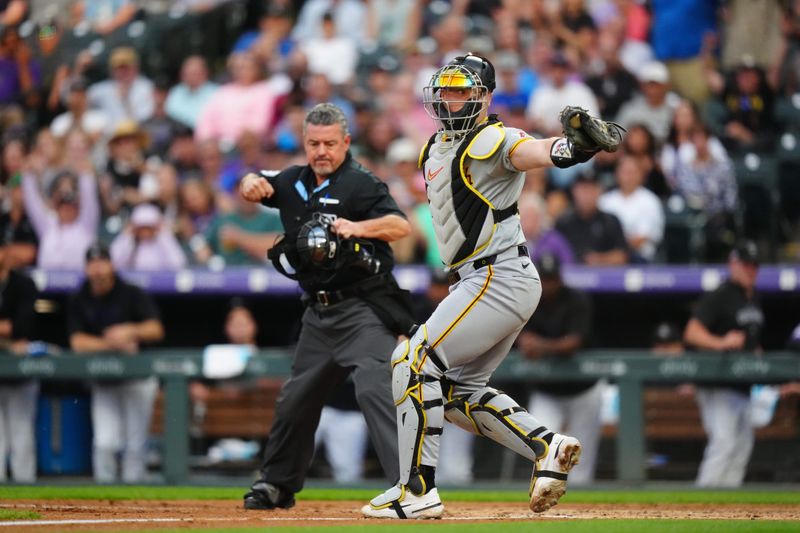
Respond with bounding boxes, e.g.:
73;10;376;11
421;119;541;378
423;121;530;268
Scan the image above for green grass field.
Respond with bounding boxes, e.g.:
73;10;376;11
1;486;797;532
0;509;40;520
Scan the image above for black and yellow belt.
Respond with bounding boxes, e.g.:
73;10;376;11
447;245;529;285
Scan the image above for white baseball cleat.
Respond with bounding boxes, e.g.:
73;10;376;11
529;433;582;513
361;484;444;519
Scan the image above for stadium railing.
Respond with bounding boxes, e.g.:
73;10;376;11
1;350;797;485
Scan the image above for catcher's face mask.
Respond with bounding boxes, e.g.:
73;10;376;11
296;213;340;270
424;55;494;135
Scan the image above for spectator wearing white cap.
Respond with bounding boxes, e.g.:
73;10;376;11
615;61;680;146
109;203;186;271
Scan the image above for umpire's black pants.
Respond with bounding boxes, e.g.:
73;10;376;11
257;298;400;493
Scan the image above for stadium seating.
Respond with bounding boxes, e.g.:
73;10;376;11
662;196;707;264
731;152;781;258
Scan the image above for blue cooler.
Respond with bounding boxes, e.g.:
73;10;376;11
36;395;93;475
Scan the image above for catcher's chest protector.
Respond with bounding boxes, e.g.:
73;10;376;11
421;119;524;267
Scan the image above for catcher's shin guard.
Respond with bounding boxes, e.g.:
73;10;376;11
444;387;550;461
392;325;446;494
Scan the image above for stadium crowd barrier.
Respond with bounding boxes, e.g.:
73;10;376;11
1;350;797;485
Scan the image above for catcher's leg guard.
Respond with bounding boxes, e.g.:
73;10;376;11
444;386;550;461
392;325;446;494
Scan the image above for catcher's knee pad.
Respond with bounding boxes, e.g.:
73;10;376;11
447;387;548;461
442;380;481;435
391;325;446;490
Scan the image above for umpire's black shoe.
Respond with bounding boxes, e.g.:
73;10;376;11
243;481;296;510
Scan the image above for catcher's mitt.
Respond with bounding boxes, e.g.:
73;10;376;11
559;106;626;153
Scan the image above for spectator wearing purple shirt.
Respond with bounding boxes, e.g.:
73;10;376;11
0;24;41;107
22;167;99;270
519;191;575;265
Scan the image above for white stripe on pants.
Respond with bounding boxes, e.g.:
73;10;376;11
528;381;605;485
91;378;158;483
0;382;39;482
695;387;754;487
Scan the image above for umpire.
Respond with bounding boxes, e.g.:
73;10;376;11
240;103;412;510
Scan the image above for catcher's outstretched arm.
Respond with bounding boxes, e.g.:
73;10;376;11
509;137;561;172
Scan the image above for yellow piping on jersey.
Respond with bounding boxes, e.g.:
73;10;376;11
432;265;493;349
459;124;501;206
508;136;534;158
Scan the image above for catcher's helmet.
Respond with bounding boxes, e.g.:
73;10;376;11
423;53;496;134
296;213;339;269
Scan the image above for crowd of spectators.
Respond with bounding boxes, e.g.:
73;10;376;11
0;0;798;274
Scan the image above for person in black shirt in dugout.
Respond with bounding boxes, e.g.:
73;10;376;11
239;103;412;510
683;240;764;487
0;226;39;482
69;244;165;483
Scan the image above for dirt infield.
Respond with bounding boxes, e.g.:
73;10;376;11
1;500;799;531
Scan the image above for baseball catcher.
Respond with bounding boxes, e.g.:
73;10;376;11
362;54;625;520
